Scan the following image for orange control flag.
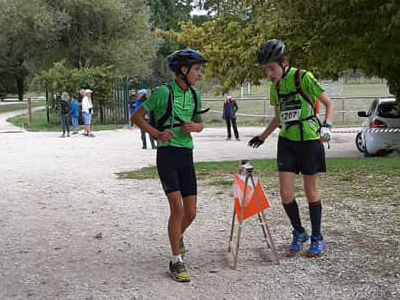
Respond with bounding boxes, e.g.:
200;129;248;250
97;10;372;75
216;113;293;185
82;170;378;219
232;174;270;221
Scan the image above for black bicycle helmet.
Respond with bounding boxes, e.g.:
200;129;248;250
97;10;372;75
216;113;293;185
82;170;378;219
256;39;286;65
167;49;207;73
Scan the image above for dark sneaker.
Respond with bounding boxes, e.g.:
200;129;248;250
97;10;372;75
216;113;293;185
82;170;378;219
169;261;190;283
179;237;186;258
288;229;309;257
88;133;95;137
307;235;328;258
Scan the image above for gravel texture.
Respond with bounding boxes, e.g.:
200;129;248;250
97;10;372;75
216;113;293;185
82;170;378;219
0;123;398;300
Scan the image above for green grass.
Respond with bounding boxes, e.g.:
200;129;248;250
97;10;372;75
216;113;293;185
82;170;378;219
117;157;400;185
342;84;389;97
0;101;45;114
202;82;389;99
118;156;400;275
7;109;124;132
200;83;391;127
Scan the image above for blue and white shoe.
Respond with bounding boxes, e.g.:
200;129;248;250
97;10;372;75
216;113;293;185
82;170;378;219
307;235;328;258
289;229;309;256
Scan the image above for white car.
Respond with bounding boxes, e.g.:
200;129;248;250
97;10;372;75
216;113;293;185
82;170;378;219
356;97;400;156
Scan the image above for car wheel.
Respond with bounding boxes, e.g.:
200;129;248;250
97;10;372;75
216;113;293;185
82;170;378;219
355;132;365;152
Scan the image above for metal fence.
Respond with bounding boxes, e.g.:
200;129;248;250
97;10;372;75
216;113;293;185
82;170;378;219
202;95;394;127
99;79;129;124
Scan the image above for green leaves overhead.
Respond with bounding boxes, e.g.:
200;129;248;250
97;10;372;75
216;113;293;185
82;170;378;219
0;0;157;98
176;0;400;98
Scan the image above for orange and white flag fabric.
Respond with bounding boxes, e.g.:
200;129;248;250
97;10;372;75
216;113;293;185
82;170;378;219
232;174;270;221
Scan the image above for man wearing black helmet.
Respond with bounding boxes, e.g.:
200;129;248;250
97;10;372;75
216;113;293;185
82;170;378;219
132;49;207;282
249;39;334;258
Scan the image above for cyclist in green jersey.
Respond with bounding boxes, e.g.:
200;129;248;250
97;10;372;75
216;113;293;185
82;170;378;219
132;49;207;282
249;39;334;258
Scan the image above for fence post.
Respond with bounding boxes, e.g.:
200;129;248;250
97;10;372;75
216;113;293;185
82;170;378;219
341;98;345;124
263;99;266;122
27;96;31;128
45;84;50;123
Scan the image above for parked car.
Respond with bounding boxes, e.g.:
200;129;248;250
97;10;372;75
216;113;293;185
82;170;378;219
356;97;400;156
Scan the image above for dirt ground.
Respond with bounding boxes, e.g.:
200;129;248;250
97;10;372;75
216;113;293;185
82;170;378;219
0;126;398;300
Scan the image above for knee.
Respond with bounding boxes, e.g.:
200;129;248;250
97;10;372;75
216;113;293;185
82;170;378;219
280;189;294;204
186;209;196;222
170;206;184;220
304;188;318;202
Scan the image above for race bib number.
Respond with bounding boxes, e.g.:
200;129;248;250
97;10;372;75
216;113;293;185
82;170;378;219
279;97;302;123
280;109;301;122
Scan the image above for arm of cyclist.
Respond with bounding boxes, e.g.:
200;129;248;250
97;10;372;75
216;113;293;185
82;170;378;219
181;118;203;133
248;107;280;148
317;92;334;142
132;106;174;141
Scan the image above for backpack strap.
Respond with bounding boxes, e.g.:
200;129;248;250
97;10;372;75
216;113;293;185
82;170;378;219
156;84;209;131
294;69;316;113
276;69;322;141
156;83;175;130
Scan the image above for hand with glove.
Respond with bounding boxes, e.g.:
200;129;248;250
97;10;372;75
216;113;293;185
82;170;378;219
248;136;265;148
320;122;332;142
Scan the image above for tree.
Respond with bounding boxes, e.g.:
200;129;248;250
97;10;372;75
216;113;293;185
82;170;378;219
144;0;193;81
35;60;117;122
46;0;157;80
172;1;273;92
0;0;62;100
0;0;157;100
175;0;400;100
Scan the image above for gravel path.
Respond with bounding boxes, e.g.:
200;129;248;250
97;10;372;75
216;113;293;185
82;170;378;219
2;112;398;300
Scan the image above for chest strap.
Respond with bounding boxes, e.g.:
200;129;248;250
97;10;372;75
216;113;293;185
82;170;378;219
276;69;321;141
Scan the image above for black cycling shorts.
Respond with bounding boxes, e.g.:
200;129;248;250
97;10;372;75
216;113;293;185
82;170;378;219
156;146;197;197
277;137;326;175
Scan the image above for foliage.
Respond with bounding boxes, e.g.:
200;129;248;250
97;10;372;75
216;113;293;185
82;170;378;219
34;60;116;106
144;0;194;81
0;101;44;114
145;0;192;31
175;0;400;99
172;1;274;93
116;157;400;184
44;0;157;80
7;109;124;132
0;0;62;98
0;0;157;99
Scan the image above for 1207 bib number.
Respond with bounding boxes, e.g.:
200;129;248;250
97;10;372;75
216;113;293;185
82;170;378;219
280;109;301;122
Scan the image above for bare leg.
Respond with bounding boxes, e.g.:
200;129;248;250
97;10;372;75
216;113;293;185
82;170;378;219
181;195;197;234
167;191;184;255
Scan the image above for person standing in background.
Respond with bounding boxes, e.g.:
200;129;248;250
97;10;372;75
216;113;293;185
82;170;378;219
70;95;79;134
222;91;240;141
82;89;94;137
134;89;156;149
59;91;70;138
128;89;137;128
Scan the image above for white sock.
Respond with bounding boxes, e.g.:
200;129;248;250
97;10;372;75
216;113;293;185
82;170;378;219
171;254;183;264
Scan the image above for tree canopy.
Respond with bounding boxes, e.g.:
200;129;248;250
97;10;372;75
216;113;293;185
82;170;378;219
0;0;156;99
176;0;400;98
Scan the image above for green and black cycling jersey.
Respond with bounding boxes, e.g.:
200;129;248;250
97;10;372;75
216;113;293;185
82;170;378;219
270;67;324;141
142;80;202;149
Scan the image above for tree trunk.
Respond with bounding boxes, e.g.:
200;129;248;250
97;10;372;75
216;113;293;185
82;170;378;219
16;76;24;101
388;80;399;107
